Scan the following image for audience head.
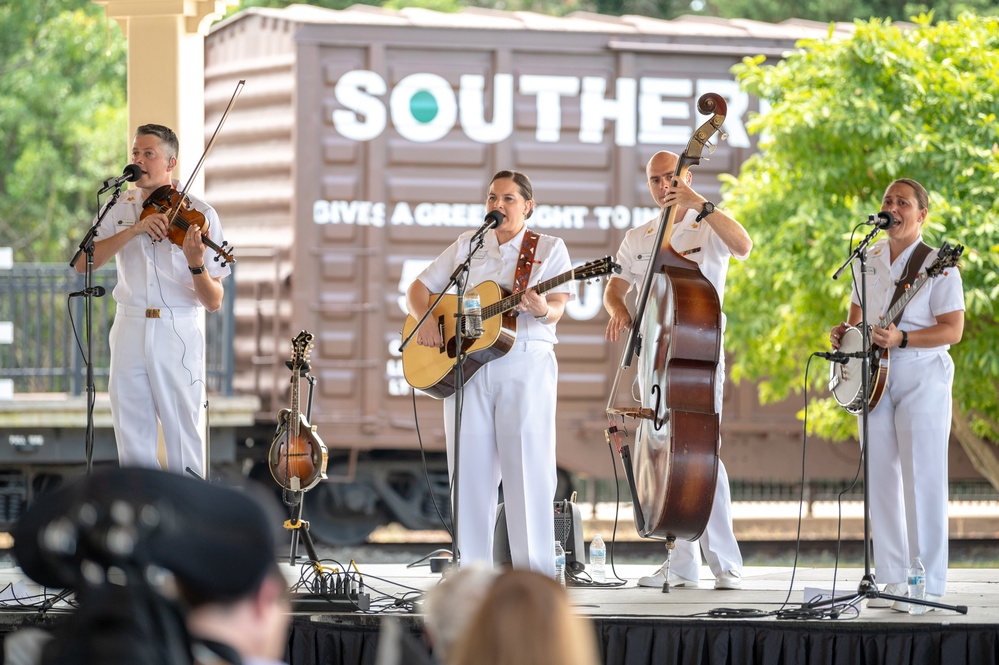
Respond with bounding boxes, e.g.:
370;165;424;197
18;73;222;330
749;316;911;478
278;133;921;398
183;562;291;664
448;569;600;665
423;564;499;663
11;467;282;665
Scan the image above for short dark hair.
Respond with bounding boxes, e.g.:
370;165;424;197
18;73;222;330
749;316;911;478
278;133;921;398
490;170;534;218
136;124;179;162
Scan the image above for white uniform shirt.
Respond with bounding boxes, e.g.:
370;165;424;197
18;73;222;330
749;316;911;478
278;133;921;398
614;209;750;310
417;227;575;344
98;187;230;308
850;236;964;354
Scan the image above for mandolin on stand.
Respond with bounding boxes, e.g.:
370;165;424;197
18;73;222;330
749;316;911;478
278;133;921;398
268;330;329;492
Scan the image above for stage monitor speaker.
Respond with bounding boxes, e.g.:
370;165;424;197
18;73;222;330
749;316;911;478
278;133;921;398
493;498;585;572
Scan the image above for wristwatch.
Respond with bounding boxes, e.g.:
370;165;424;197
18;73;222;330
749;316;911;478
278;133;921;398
696;201;715;222
535;308;551;323
189;264;206;275
899;330;908;348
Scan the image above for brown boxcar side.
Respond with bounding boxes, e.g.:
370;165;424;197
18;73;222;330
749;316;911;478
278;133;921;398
204;7;956;543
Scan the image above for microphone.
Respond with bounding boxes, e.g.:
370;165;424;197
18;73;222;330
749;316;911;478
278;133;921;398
866;211;898;229
101;164;143;190
69;286;106;298
816;351;849;364
816;350;870;363
471;210;505;239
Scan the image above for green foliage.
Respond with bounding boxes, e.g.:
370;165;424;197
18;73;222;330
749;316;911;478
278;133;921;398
701;0;999;22
724;14;999;442
383;0;463;11
0;1;126;263
226;0;999;22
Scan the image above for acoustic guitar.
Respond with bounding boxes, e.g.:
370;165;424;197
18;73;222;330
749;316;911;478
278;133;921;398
829;242;963;415
401;256;620;399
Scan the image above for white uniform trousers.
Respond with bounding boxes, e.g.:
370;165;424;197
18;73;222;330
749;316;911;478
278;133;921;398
444;340;558;578
864;351;953;596
669;353;744;582
108;307;206;478
670;459;743;581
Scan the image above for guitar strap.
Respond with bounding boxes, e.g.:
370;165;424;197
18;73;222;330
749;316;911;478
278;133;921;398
513;230;541;293
885;241;932;328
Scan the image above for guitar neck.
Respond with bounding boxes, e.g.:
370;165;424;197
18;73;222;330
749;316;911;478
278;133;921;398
879;271;930;328
482;269;576;319
290;370;302;436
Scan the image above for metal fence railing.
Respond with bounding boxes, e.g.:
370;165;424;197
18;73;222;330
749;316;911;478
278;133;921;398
0;263;235;396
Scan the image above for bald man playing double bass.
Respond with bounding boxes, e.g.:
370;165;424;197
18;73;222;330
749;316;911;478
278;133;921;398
603;151;752;590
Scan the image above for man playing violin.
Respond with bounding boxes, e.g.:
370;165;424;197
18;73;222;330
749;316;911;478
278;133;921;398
603;150;752;590
74;123;229;478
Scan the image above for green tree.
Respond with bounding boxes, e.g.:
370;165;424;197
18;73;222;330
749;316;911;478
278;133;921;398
700;0;999;22
226;0;999;22
0;1;127;263
722;14;999;485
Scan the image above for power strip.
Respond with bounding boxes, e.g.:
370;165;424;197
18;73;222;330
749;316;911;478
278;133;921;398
290;591;371;613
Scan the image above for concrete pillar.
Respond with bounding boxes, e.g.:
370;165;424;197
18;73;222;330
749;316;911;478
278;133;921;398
92;0;238;189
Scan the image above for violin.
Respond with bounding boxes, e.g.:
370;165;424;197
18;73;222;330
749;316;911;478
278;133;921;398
139;79;245;268
141;185;236;266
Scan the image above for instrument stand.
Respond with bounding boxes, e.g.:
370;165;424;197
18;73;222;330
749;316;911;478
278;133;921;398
69;183;125;475
659;538;676;593
283;366;321;567
814;228;967;616
400;233;488;574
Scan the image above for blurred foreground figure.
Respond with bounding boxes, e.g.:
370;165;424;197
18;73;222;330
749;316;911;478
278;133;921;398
449;569;600;665
423;565;499;664
10;467;279;665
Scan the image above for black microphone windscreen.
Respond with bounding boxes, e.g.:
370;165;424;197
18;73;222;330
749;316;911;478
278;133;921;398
485;209;504;227
877;211;898;229
123;164;143;182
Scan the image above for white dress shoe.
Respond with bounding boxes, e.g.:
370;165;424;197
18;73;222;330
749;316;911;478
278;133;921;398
637;563;699;588
714;569;742;590
866;582;907;608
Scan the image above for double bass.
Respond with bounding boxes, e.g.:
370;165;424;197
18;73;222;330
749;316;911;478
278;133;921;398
606;93;727;545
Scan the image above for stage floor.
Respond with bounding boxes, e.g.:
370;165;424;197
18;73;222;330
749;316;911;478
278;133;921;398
290;561;997;623
3;561;998;664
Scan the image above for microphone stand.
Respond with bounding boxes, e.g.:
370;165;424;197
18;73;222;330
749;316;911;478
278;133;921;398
814;225;967;615
400;232;488;573
69;184;125;474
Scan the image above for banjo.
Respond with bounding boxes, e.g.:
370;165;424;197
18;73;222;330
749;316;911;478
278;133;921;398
829;242;963;415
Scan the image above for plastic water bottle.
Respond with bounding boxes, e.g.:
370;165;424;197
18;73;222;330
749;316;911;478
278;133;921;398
463;288;483;338
907;556;927;615
589;534;606;583
554;541;566;589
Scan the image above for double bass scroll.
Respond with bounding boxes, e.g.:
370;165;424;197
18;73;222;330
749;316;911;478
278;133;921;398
605;92;727;545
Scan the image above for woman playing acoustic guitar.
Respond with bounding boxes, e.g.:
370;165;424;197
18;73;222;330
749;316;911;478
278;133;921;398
406;170;574;578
